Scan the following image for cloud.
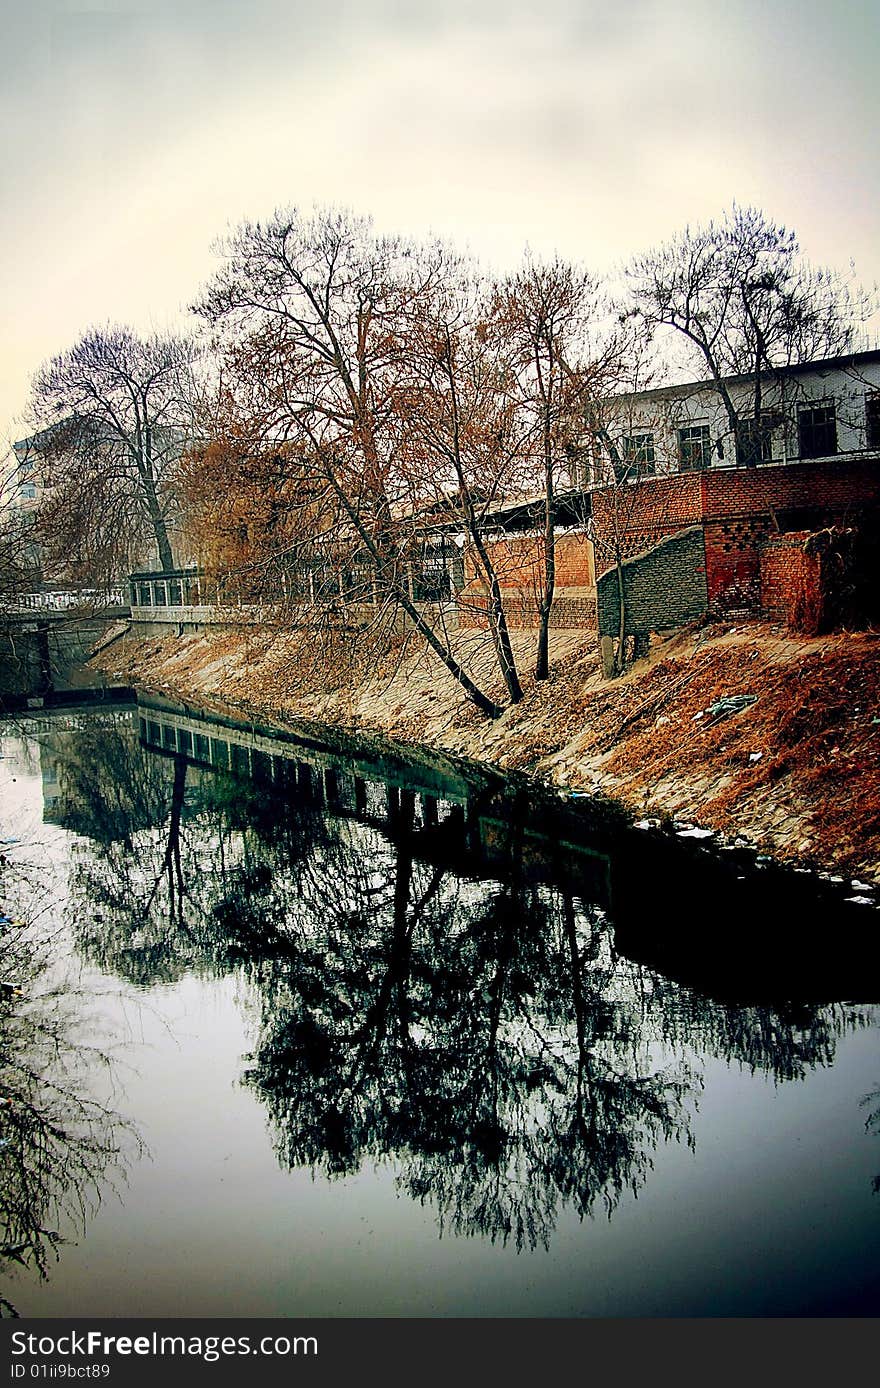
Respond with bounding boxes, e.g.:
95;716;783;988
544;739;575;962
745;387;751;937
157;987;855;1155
1;0;878;435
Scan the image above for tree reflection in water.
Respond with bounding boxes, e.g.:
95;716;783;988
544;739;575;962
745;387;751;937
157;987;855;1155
861;1085;880;1194
0;847;141;1317
48;717;875;1251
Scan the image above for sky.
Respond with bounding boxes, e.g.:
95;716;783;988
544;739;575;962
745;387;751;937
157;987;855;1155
1;0;878;443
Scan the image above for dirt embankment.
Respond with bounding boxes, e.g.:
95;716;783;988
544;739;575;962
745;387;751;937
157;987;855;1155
91;617;880;885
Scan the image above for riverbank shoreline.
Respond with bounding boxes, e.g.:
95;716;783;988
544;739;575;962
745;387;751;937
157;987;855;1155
90;615;880;889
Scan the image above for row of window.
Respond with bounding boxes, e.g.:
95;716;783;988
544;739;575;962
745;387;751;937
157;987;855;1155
613;393;880;480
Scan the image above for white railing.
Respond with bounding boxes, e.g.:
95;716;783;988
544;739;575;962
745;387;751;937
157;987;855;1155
13;588;127;612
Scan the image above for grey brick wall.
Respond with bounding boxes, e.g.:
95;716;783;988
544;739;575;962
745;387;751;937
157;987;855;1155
596;526;708;637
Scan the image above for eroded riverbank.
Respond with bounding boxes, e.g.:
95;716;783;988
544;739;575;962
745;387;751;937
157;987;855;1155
91;615;880;886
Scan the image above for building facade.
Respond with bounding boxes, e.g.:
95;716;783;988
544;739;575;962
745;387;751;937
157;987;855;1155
587;350;880;621
589;349;880;484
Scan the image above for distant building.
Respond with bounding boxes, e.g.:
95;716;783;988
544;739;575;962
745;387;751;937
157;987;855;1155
6;428;58;514
7;419;185;586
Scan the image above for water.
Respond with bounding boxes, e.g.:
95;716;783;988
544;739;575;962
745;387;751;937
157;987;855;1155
1;698;878;1318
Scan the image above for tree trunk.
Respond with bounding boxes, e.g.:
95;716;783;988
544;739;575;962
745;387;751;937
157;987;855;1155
613;549;627;677
326;475;506;718
535;462;555;682
472;539;524;705
153;515;174;572
141;470;174;571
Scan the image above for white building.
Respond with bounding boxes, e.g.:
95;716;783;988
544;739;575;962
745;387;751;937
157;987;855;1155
586;348;880;484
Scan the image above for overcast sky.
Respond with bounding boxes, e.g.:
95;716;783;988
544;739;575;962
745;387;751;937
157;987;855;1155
2;0;878;440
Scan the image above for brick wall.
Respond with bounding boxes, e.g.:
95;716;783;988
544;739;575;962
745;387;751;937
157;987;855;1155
591;473;705;563
593;458;880;612
453;459;877;635
759;532;823;633
463;530;593;589
595;527;708;638
459;530;594;629
760;523;879;633
703;516;771;610
703;458;880;519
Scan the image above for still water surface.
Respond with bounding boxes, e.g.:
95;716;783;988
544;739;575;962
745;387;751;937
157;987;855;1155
1;698;878;1317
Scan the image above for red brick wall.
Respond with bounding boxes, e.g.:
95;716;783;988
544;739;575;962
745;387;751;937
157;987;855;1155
703;459;880;519
591;473;704;563
454;460;877;631
464;532;541;592
459;531;594;629
760;532;824;633
592;459;880;611
554;532;594;588
704;516;771;609
463;530;593;590
457;590;597;630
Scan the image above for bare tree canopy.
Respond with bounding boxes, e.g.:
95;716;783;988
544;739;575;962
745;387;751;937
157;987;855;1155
489;256;623;678
193;207;526;715
392;264;529;704
193;210;635;708
193;207;428;512
627;204;874;463
0;473;41;609
27;326;197;579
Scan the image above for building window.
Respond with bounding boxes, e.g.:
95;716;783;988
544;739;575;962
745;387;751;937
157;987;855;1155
677;424;712;471
798;404;837;459
866;392;880;450
736;412;780;466
615;433;656;482
564;442;593;490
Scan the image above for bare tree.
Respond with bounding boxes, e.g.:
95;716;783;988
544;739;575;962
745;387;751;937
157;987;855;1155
193;207;515;717
490;256;622;679
627;204;872;465
0;442;45;706
0;445;41;608
176;429;326;603
0;843;141;1316
27;326;197;580
394;268;529;704
560;331;672;678
588;448;665;677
